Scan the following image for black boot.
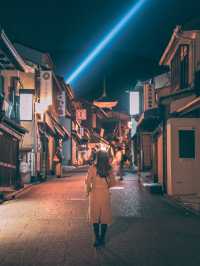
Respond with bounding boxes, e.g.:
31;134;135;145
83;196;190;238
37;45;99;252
100;224;107;246
93;223;101;247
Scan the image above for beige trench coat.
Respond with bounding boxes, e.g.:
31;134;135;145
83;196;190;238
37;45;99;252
85;165;112;224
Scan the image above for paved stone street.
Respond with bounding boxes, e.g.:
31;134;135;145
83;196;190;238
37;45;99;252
0;172;200;266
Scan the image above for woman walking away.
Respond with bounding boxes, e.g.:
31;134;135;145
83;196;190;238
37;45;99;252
85;151;114;247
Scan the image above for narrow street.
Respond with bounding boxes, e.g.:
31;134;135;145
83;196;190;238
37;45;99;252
0;172;200;266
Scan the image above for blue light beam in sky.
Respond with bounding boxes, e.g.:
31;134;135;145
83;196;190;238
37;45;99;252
66;0;147;84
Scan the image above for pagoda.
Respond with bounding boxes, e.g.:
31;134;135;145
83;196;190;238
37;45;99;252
93;79;118;109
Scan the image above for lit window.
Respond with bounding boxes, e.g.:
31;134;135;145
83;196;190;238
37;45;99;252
130;91;139;115
179;130;195;159
20;93;33;121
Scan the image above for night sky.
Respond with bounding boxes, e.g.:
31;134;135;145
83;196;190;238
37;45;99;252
1;0;200;112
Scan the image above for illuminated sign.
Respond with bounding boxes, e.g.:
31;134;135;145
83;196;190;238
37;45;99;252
76;109;87;120
20;93;33;121
57;91;66;117
40;71;52;107
0;124;21;140
130;91;139;115
100;128;104;137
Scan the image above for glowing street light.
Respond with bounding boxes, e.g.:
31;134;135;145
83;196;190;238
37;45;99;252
66;0;147;84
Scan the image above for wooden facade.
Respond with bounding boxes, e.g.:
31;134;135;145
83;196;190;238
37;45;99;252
0;30;28;188
134;26;200;195
0;126;18;187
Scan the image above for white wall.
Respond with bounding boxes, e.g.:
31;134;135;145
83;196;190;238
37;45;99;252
130;91;139;115
167;118;200;195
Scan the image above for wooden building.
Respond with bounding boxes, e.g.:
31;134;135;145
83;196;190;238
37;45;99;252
158;26;200;195
0;29;28;188
135;26;200;196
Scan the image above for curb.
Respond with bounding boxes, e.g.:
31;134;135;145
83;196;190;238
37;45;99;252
4;183;34;201
0;173;70;205
66;169;88;174
139;178;200;216
163;195;200;217
63;165;89;174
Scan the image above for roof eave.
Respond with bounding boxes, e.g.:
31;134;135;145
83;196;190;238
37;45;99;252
159;29;178;66
0;30;34;73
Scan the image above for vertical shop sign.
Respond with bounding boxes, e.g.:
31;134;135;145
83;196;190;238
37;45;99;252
57;91;65;117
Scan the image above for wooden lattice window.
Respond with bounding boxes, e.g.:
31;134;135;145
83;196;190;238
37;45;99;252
171;45;189;90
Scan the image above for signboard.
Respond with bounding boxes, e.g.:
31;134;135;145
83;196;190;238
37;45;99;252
57;91;65;117
20;93;33;121
100;128;104;137
130;91;139;115
76;109;87;120
40;71;52;107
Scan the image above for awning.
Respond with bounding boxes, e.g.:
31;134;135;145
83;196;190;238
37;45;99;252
90;132;109;145
71;130;82;144
60;124;71;138
53;121;66;138
45;112;70;139
159;88;196;105
51;116;70;139
2;116;28;134
45;113;56;135
83;128;90;139
0;116;28;140
173;97;200;116
137;108;161;132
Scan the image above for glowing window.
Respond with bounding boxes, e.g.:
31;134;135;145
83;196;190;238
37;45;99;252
130;91;139;115
20;93;33;121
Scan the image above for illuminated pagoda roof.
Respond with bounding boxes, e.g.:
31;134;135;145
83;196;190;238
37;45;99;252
93;79;118;109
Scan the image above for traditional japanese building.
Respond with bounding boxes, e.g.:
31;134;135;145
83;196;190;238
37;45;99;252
134;78;160;172
0;29;29;189
93;80;118;110
135;25;200;196
1;38;71;181
158;25;200;195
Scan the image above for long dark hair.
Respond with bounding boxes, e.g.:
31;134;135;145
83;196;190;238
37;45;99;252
96;151;111;178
